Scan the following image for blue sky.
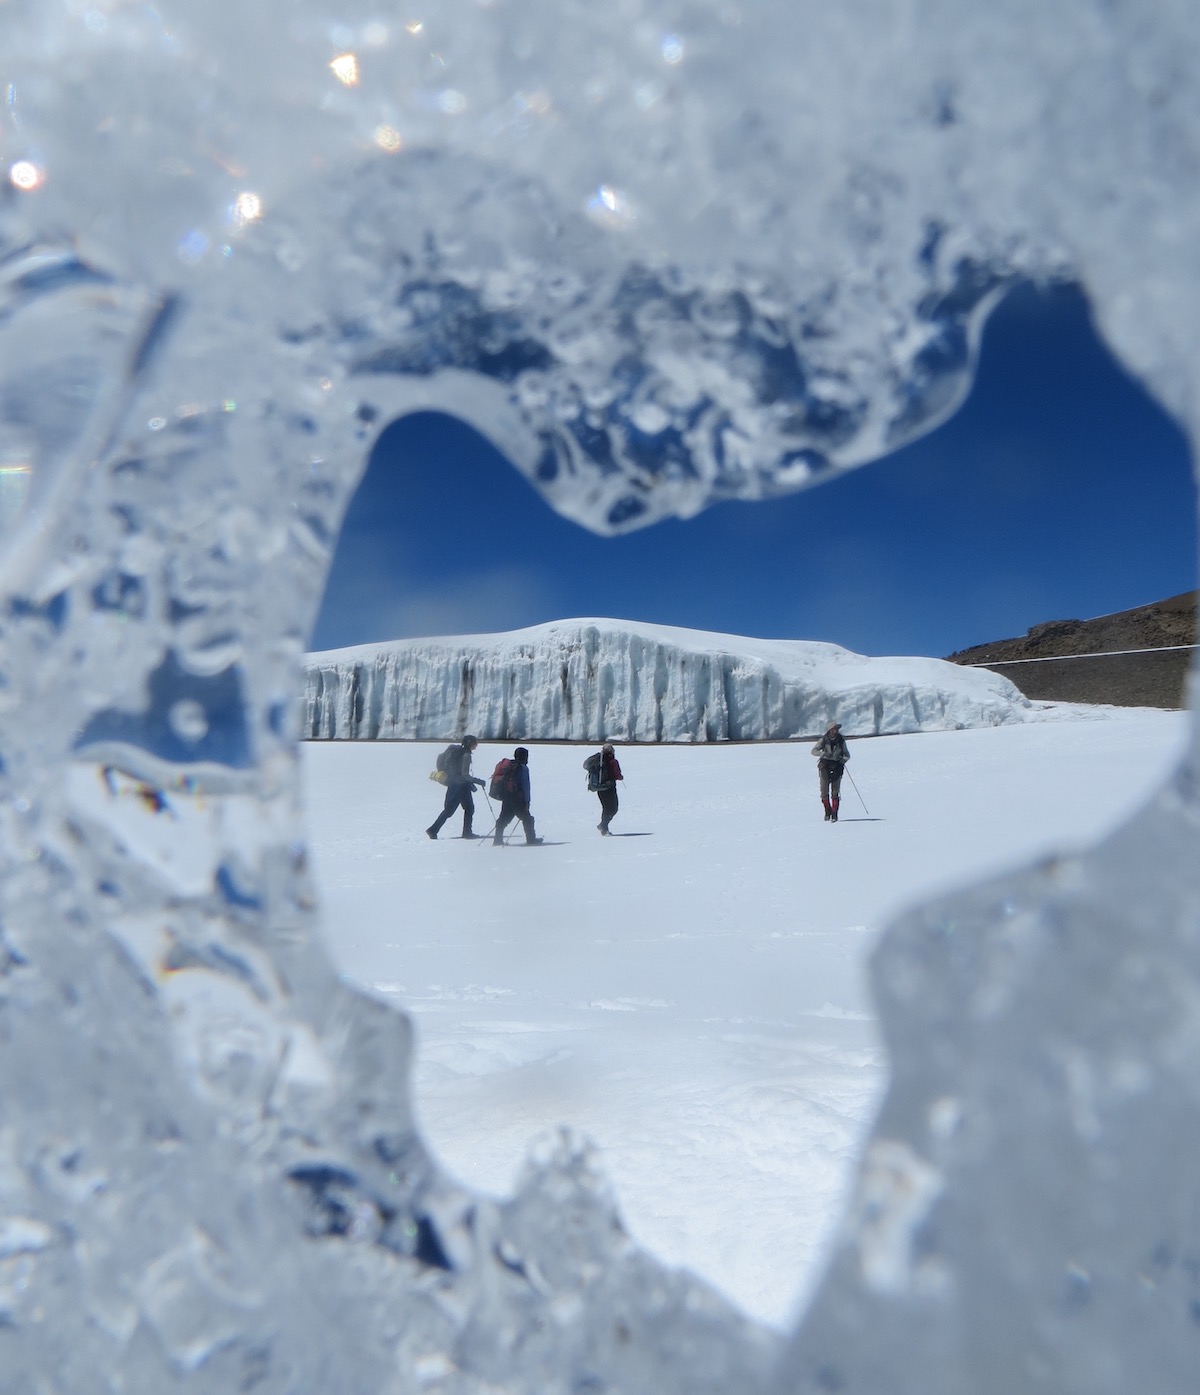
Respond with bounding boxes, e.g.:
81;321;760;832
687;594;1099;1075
311;283;1196;658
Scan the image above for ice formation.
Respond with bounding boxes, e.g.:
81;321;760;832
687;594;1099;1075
303;618;1034;742
1;1;1198;1392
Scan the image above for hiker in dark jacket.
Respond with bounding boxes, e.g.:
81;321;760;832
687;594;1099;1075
586;742;623;835
492;747;542;845
426;735;485;839
811;722;850;822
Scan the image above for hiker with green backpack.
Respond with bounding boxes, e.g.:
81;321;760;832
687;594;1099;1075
426;735;486;839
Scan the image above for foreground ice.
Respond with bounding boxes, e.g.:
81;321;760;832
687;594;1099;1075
1;1;1198;1391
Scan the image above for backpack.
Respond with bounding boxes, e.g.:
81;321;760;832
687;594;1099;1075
488;758;521;802
435;744;461;780
583;751;603;792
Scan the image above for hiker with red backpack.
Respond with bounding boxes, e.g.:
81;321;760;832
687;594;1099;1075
426;735;486;839
490;746;542;845
583;743;623;835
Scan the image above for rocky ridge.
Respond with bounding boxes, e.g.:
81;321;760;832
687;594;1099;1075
946;591;1197;707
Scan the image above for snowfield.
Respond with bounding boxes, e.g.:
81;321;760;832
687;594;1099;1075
303;704;1187;1329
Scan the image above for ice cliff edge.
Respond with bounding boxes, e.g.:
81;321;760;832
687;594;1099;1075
302;618;1031;742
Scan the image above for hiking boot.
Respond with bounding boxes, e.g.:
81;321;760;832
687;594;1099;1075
461;830;482;839
527;836;544;845
493;835;505;846
426;826;438;839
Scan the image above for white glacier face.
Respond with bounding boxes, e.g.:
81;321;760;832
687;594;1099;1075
1;1;1199;1392
303;619;1035;743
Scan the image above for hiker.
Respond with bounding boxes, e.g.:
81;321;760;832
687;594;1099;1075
491;746;542;845
811;721;850;822
426;735;486;839
584;742;623;835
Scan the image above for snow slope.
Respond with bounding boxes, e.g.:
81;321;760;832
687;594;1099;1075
302;618;1033;743
302;703;1187;1329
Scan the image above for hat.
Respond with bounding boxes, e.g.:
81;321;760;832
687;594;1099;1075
826;722;841;733
514;746;529;762
602;743;615;753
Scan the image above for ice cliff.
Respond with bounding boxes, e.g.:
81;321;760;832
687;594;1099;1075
2;1;1199;1392
303;619;1032;742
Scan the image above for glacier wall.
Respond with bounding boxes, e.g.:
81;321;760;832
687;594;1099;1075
302;620;1033;742
0;1;1198;1393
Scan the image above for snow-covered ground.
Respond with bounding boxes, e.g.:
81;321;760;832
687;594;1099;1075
302;704;1187;1330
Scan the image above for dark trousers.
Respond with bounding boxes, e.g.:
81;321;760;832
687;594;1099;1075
818;760;844;802
495;797;536;843
597;786;619;830
429;780;475;835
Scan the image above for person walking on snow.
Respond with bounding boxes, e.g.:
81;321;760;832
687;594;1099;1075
811;722;850;822
426;735;485;839
492;746;543;845
584;742;623;835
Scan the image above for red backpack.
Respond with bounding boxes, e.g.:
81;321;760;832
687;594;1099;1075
488;758;521;801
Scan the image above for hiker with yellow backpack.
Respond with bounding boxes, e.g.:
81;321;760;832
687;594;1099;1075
426;735;486;839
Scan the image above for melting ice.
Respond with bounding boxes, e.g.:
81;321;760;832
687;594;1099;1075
0;1;1198;1392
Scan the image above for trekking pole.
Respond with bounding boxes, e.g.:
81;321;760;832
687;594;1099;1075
478;788;503;845
845;768;870;816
